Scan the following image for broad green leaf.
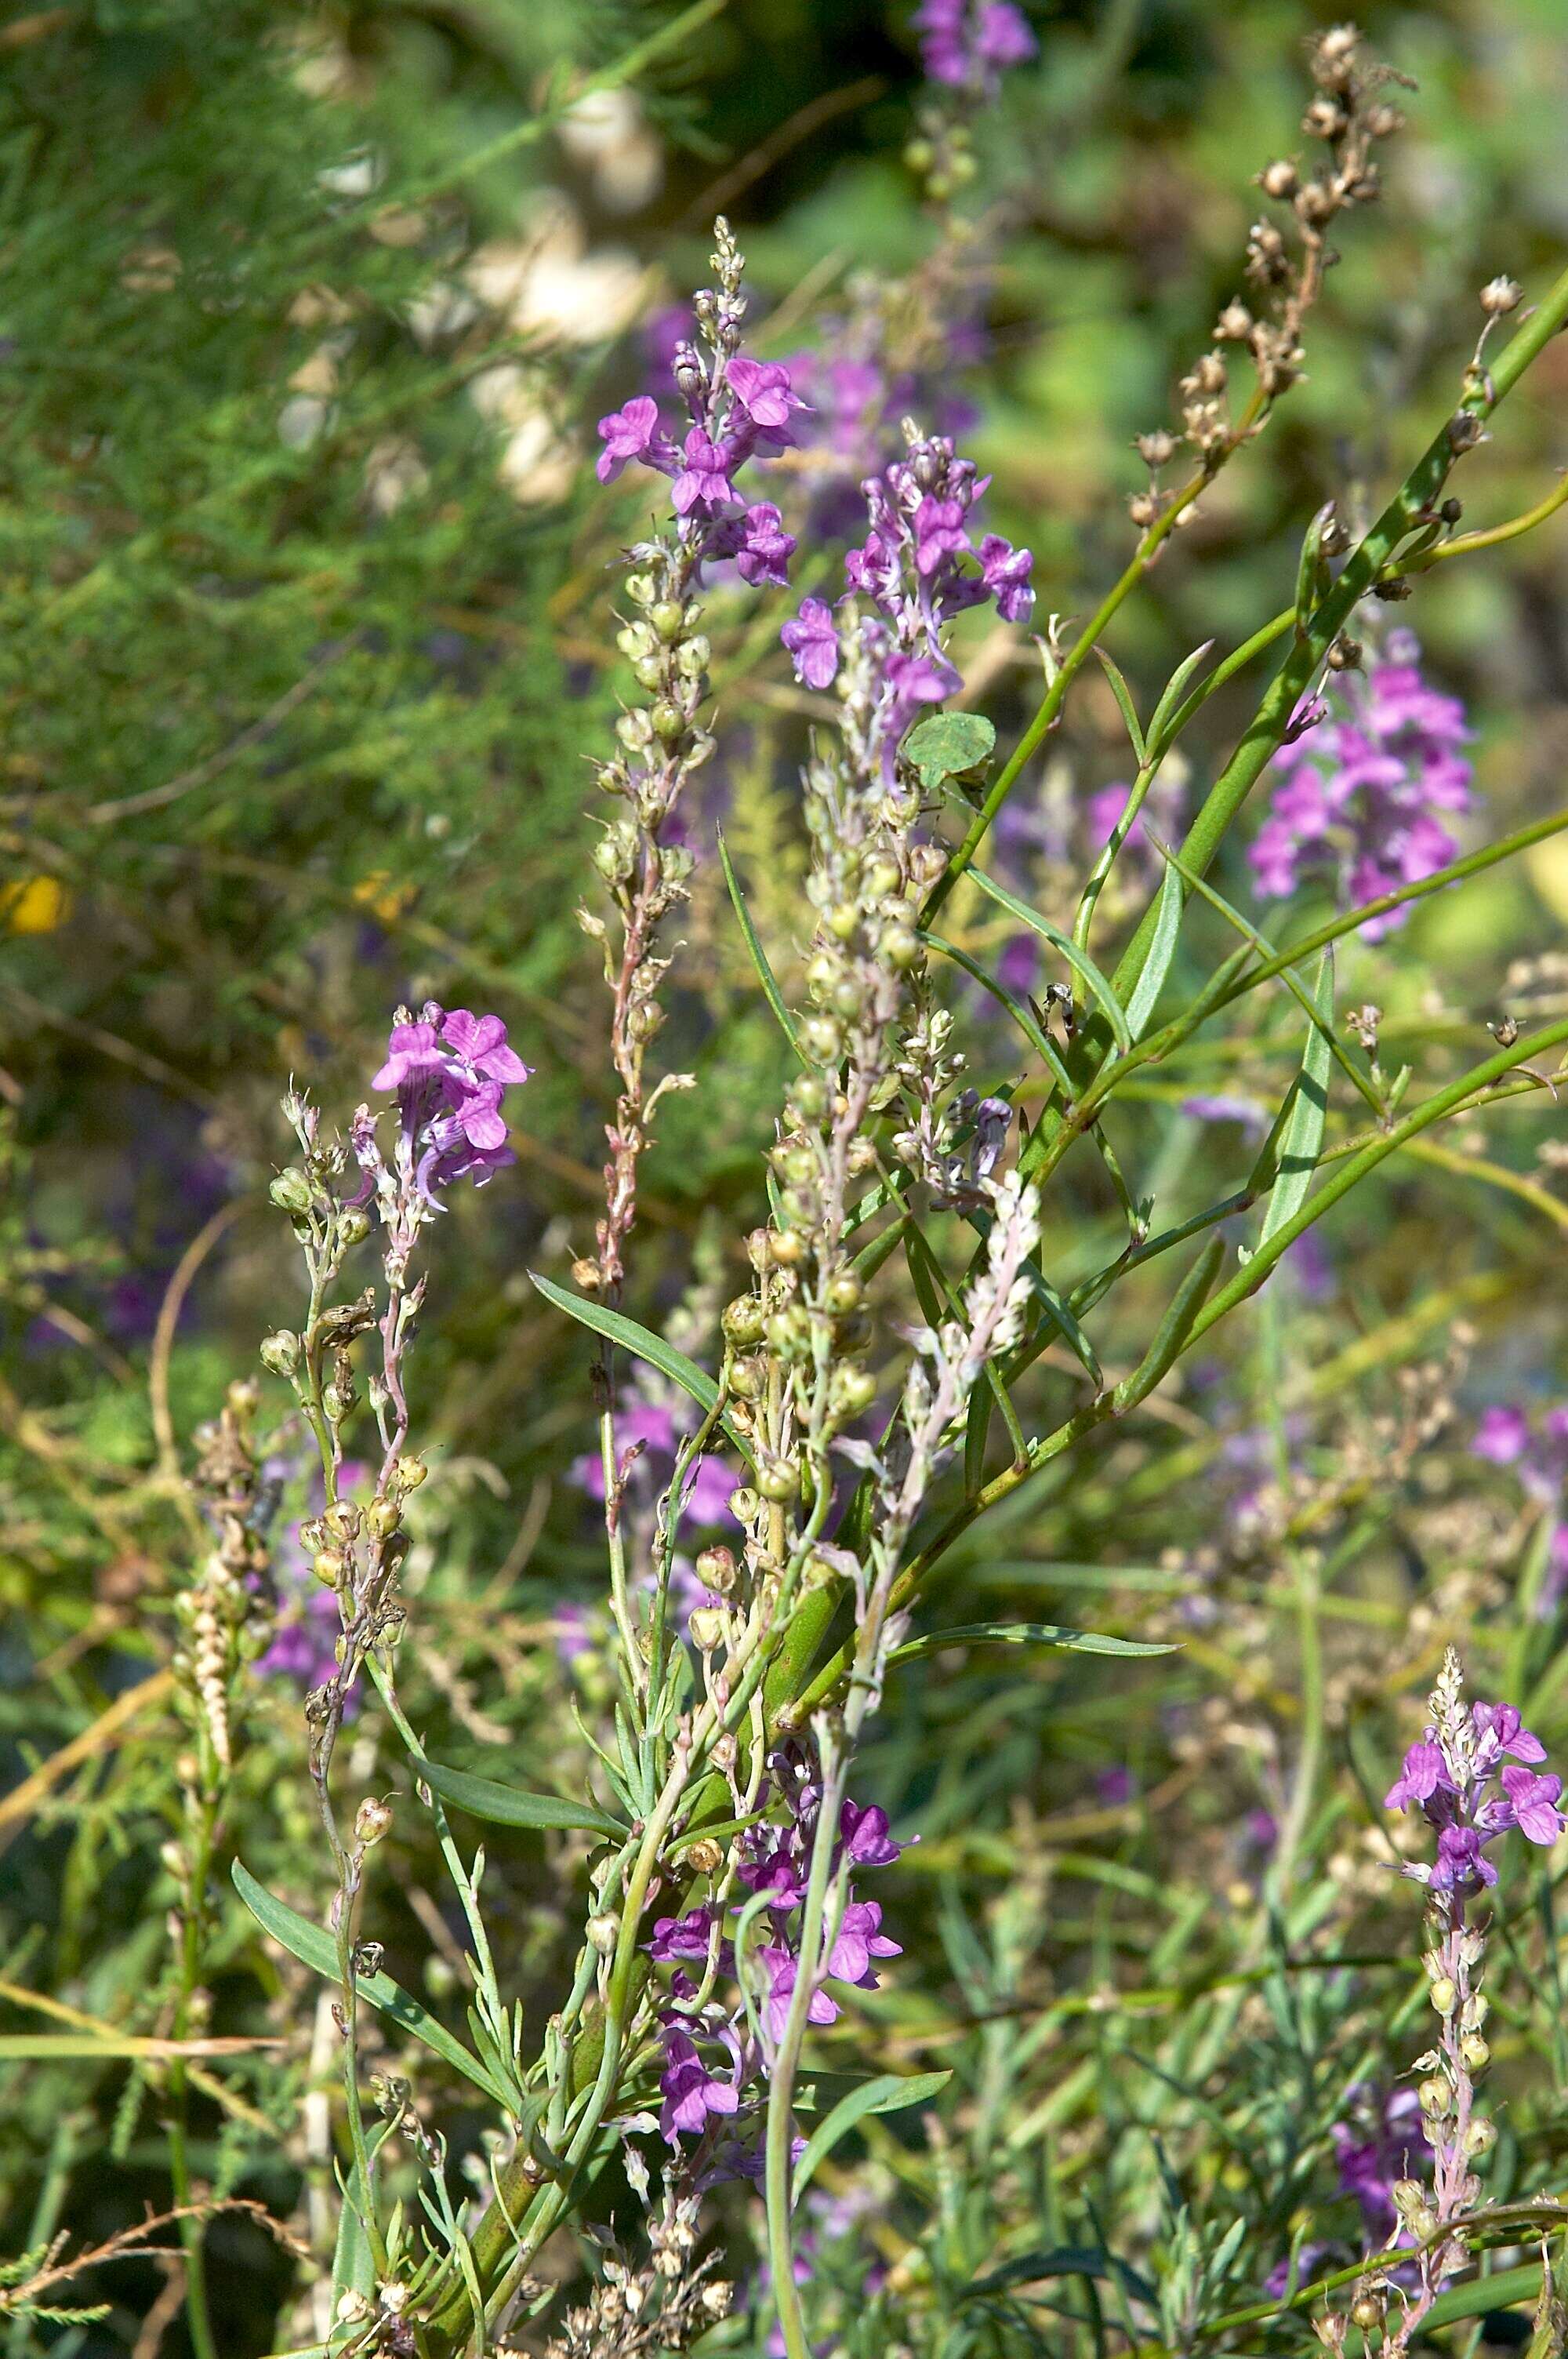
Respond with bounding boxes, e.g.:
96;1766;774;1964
793;2070;951;2201
1123;861;1183;1044
971;868;1132;1053
1260;947;1334;1245
890;1623;1174;1661
528;1273;754;1467
717;827;801;1060
904;711;996;793
232;1862;511;2108
418;1758;626;1842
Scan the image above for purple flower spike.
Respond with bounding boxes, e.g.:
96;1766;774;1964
369;998;530;1210
782;596;840;690
597;394;664;484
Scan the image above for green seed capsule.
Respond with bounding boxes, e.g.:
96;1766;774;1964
269;1169;314;1215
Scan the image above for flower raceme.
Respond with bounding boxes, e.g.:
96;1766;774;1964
779;425;1034;776
1386;1696;1565;1889
914;0;1036;100
366;1002;532;1205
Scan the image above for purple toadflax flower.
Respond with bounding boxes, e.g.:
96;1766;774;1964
1386;1657;1563;1890
1249;631;1472;939
593;242;802;593
780;423;1033;781
365;1001;531;1209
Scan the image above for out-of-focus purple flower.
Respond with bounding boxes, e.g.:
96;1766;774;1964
1250;632;1472;938
781;596;840;691
553;1599;597;1668
256;1460;370;1709
979;532;1035;620
1182;1093;1272;1135
915;0;1036;96
1332;2085;1428;2245
569;1391;736;1529
1096;1765;1136;1807
1472;1405;1532;1465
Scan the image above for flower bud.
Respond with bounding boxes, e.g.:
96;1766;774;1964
586;1913;619;1955
624;572;656;607
688;1607;727;1652
825;1272;862;1316
768;1227;805;1268
631;654;666;692
651;701;687;744
728;1355;763;1399
881;924;920;971
801;1016;842;1063
368;1498;401;1540
1259;158;1298;199
1480;275;1523;317
834;1363;877;1416
269;1169;314;1216
1349;2294;1385;2332
260;1329;300;1377
354;1796;394;1845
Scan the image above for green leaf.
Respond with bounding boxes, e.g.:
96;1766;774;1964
332;2119;398;2306
1123;861;1183;1045
793;2070;952;2202
904;711;996;795
890;1623;1174;1661
1145;638;1216;758
231;1862;512;2107
1019;1262;1103;1390
528;1273;754;1467
418;1759;626;1841
1294;498;1336;634
1260;947;1334;1245
971;868;1132;1053
717;827;801;1061
1094;649;1145;766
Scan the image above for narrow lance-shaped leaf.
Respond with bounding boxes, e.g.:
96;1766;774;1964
971;867;1133;1053
418;1758;627;1841
793;2070;953;2203
891;1623;1176;1660
1260;947;1334;1245
232;1862;513;2109
529;1271;756;1468
717;827;802;1061
1094;649;1145;766
1123;860;1184;1045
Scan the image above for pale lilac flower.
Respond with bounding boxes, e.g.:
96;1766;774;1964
1472;1404;1537;1467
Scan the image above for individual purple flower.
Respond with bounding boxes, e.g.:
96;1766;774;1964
659;2024;741;2142
371;1020;445;1093
648;1907;733;1969
726;356;807;438
671;429;739;516
735;501;797;590
978;531;1034;622
438;1008;531;1085
596;394;665;484
1249;631;1472;938
1501;1765;1566;1845
825;1899;901;1986
1432;1826;1497;1890
1385;1739;1452;1812
1471;1701;1547;1769
912;493;972;576
781;596;840;690
739;1837;811;1909
757;1946;840;2045
840;1800;903;1867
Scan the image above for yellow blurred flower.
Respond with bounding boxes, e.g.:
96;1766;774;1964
353;871;416;922
4;876;70;933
